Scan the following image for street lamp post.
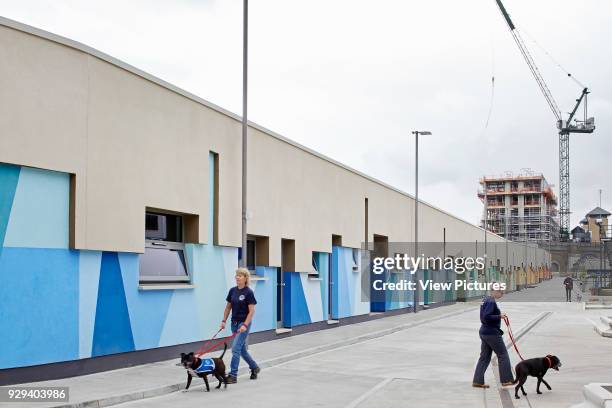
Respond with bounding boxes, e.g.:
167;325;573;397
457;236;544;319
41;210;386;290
412;130;431;313
240;0;248;267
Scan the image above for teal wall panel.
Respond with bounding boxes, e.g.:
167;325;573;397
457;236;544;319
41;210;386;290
0;163;20;251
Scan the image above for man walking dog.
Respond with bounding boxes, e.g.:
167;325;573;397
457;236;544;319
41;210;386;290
563;276;573;302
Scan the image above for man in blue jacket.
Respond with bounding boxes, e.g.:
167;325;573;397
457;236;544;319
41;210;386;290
472;284;516;388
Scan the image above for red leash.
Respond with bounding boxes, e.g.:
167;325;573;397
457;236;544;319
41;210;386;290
194;329;237;357
502;315;525;361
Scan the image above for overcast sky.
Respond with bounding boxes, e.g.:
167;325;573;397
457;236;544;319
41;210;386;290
2;0;610;228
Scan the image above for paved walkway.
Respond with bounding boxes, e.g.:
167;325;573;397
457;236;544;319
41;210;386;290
3;276;610;408
0;303;476;408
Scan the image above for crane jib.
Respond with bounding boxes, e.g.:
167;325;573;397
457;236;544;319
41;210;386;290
493;0;595;242
495;0;516;30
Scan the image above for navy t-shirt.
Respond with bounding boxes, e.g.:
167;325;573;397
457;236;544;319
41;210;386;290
226;286;257;323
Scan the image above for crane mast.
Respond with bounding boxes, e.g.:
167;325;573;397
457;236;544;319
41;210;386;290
494;0;595;241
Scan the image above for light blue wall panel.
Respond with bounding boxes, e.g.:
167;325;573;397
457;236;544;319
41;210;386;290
333;247;370;318
79;250;101;358
300;272;324;323
4;167;69;249
314;252;330;321
250;266;276;332
119;252;173;350
0;248;79;369
386;270;412;310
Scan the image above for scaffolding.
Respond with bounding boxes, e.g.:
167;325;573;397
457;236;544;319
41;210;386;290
478;171;559;243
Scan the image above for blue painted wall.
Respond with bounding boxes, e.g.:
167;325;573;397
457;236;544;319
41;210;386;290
282;272;311;327
250;266;276;332
278;252;331;328
0;161;241;369
0;247;79;368
1;161;442;370
332;246;370;319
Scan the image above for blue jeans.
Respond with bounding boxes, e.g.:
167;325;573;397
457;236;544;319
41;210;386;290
230;321;259;377
473;334;514;384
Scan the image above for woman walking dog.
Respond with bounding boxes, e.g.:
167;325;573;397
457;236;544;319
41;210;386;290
472;284;516;388
221;267;261;383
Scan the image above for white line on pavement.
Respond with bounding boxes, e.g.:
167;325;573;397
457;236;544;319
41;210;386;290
343;377;394;408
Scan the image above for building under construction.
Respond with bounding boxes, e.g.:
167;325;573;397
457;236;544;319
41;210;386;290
479;171;559;242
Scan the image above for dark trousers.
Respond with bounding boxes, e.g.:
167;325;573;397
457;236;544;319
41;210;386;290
473;334;514;384
566;287;572;302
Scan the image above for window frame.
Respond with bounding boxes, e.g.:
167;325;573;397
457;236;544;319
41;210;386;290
140;211;191;284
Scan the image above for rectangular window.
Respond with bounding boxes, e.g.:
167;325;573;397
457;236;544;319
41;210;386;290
310;252;319;277
141;211;190;283
247;238;256;272
146;212;182;242
282;239;296;272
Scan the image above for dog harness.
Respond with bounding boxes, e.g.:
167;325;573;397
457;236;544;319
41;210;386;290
189;358;216;376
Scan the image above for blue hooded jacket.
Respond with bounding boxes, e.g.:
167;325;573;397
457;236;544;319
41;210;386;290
479;296;503;336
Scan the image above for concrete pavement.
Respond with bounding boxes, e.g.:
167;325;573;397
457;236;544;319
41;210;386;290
0;303;476;408
114;277;611;408
4;276;611;408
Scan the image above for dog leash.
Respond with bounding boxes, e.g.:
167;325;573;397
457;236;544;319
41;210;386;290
502;315;525;361
194;329;238;357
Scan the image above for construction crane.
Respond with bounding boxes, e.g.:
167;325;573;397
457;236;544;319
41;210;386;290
494;0;595;241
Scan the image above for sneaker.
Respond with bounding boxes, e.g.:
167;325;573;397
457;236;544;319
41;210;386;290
250;367;260;380
472;383;490;388
501;380;518;386
226;375;237;384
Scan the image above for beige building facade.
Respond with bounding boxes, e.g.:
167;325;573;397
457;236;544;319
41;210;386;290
0;17;551;271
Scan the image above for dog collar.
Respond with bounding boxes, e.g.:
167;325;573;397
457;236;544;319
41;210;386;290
545;356;553;369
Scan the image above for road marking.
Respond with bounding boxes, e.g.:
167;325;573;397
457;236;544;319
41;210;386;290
492;311;553;408
343;377;394;408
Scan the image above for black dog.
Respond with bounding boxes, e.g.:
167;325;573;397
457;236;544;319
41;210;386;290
181;343;228;392
514;355;561;399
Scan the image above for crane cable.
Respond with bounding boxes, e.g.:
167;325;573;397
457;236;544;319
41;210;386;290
483;35;496;134
519;27;586;89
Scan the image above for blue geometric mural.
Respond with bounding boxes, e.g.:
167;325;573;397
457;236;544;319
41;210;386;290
332;246;370;319
92;252;135;356
0;162;408;371
0;162;244;369
283;272;311;327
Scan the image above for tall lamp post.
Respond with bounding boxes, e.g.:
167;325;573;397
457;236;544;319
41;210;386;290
240;0;248;267
412;130;431;313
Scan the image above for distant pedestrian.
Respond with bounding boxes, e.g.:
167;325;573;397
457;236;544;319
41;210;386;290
563;276;573;302
473;284;516;388
221;268;260;383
